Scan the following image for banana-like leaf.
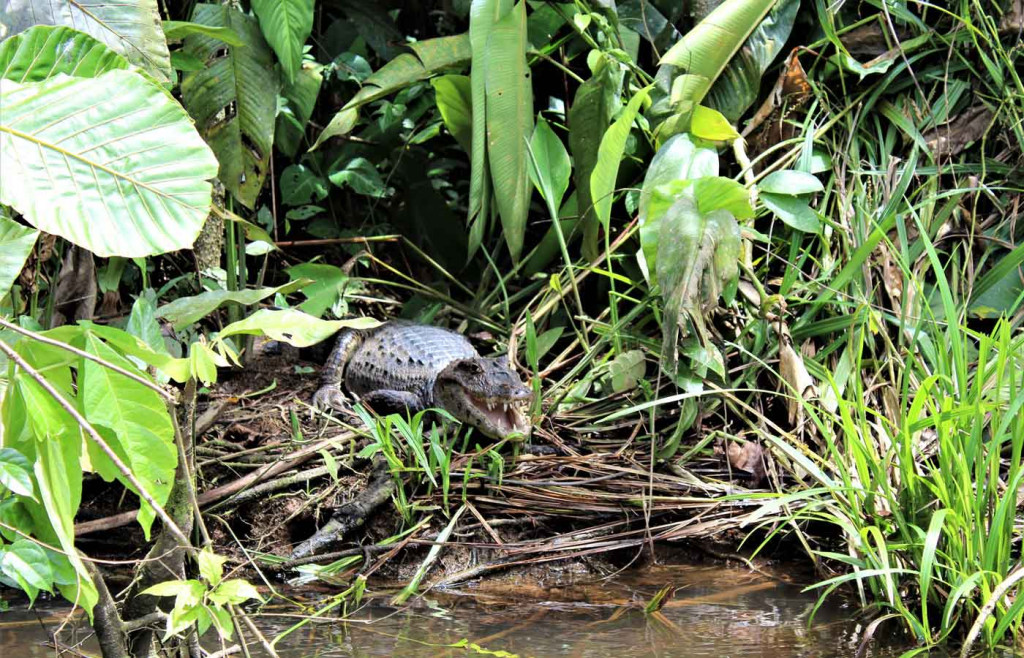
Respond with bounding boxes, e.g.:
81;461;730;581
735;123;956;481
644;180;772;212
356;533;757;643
704;0;799;123
251;0;314;84
650;0;777;138
660;0;776;70
342;35;471;113
0;70;219;257
467;0;509;260
485;1;533;262
0;25;130;82
181;4;280;209
311;35;470;149
0;213;38;300
0;0;172;83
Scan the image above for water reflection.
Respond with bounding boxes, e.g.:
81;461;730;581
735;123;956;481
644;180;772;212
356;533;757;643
1;563;913;657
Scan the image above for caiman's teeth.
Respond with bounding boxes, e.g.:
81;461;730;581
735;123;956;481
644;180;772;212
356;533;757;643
503;402;508;412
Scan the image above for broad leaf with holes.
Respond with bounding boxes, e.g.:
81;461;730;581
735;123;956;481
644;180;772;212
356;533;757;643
181;4;280;209
0;0;172;83
0;25;130;82
0;70;218;257
637;133;718;280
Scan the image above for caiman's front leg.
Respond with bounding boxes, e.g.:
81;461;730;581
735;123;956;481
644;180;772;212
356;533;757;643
359;389;423;416
312;329;363;413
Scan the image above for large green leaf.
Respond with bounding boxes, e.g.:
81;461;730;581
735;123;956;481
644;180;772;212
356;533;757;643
309;108;358;151
161;21;245;46
251;0;314;84
328;157;388;198
590;87;651;232
80;322;191;383
0;0;172;83
0;70;218;257
80;333;176;537
638;133;718;280
468;0;508;260
286;263;352;317
0;448;34;498
0;213;38;300
618;0;682;53
0;25;130;82
432;74;473;153
484;1;533;262
217;308;380;347
181;4;280;209
568;53;623;260
657;198;740;365
280;164;328;206
156;280;310;330
660;0;777;70
1;539;53;603
8;374;99;616
276;63;322;157
527;115;571;217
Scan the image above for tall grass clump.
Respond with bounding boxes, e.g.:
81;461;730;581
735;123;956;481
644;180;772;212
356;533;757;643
778;263;1024;652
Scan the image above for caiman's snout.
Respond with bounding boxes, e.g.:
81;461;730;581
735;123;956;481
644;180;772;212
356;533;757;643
435;356;534;440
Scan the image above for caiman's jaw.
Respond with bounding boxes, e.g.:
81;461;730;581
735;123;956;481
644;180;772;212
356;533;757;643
435;356;534;440
464;392;532;439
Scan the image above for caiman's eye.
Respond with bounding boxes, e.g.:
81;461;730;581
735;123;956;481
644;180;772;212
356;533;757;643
459;361;483;373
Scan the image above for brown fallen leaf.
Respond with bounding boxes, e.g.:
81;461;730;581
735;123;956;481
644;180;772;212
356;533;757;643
779;334;816;427
1000;0;1024;33
743;49;813;143
923;105;994;159
726;441;766;485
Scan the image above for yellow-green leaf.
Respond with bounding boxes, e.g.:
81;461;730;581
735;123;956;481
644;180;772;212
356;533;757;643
590;86;652;231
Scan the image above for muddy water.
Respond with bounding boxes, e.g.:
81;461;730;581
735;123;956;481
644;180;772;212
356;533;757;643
0;563;917;657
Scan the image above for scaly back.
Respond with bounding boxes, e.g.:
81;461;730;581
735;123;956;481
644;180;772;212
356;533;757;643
344;321;478;400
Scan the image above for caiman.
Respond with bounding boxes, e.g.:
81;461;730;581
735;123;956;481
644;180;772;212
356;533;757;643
312;320;533;439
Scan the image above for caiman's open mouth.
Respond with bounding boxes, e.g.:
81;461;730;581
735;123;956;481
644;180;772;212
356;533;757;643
468;394;531;437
